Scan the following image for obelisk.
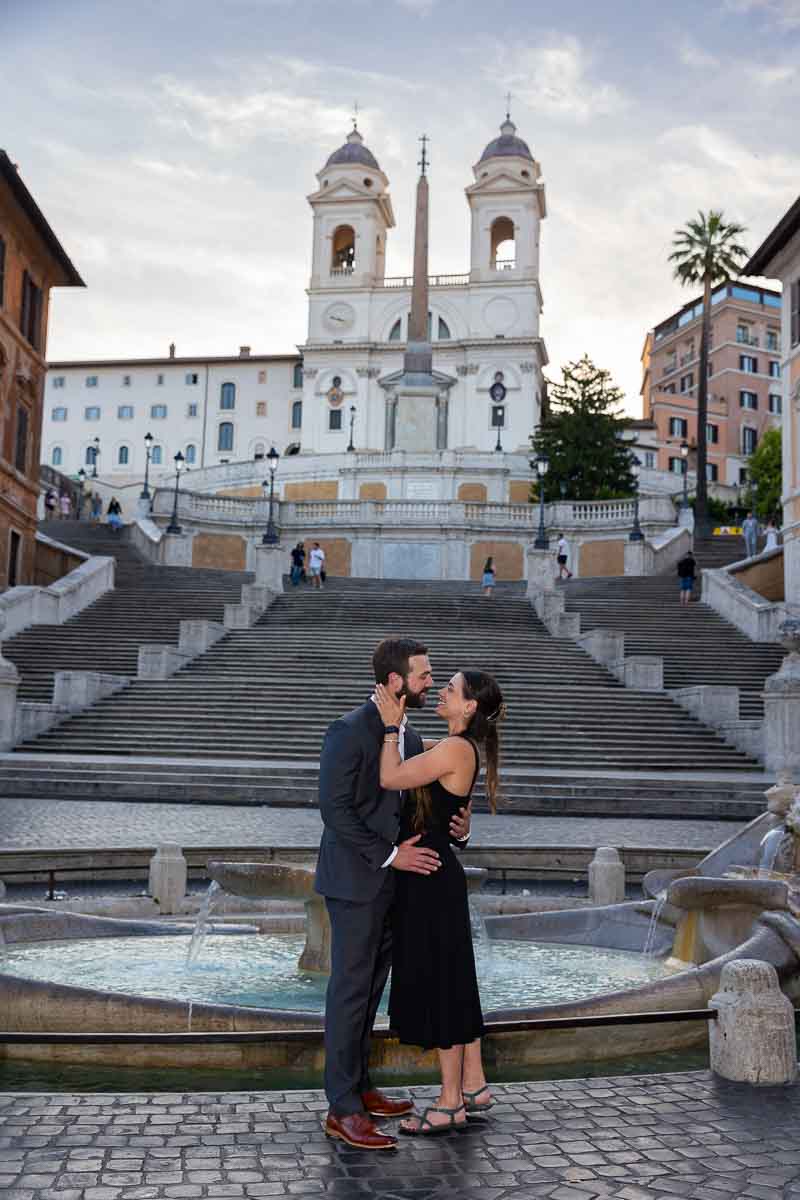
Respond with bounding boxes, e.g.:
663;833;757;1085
404;138;432;376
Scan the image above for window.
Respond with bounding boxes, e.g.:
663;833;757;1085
328;409;343;431
662;383;676;394
491;405;506;428
157;373;165;386
117;405;134;419
220;382;236;410
388;318;402;342
291;399;302;429
791;280;800;347
669;457;687;475
218;421;234;452
52;376;65;389
331;225;356;272
742;427;758;455
769;360;781;378
122;375;131;387
739;391;758;410
253;443;265;460
118;445;129;465
185;372;198;385
51;406;67;422
669;416;688;437
14;406;28;473
258;369;267;384
438;317;451;340
51;446;63;467
293;362;303;388
256;401;267;418
767;330;779;351
151;404;167;419
679;373;694;393
8;531;20;589
707;423;719;444
706;462;718;482
769;393;782;415
490;216;515;270
85;445;98;466
739;354;758;373
86;376;98;388
185;444;196;465
739;467;749;485
20;271;43;350
643;451;656;469
187;402;198;418
0;236;5;308
151;445;163;465
84;406;101;420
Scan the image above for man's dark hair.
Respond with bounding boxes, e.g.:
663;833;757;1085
372;638;428;684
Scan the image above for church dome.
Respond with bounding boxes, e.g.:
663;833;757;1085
325;128;380;170
479;117;533;164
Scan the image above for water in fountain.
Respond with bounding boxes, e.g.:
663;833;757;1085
469;896;494;969
643;897;666;957
186;881;221;967
758;828;785;874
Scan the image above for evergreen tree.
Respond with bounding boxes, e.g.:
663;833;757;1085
531;355;636;501
746;428;782;520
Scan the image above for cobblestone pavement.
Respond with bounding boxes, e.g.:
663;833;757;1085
0;798;743;853
2;1072;800;1200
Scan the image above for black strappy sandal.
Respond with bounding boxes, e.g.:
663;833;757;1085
462;1085;494;1116
398;1103;468;1136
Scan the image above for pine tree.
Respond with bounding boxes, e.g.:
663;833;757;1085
746;428;782;521
531;355;635;501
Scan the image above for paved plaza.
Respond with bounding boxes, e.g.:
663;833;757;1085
2;1072;800;1200
0;797;744;854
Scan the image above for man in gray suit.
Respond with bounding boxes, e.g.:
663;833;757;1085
315;637;471;1150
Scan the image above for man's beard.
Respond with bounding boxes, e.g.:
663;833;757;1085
400;681;429;709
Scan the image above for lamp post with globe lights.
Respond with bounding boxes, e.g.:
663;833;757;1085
629;454;644;542
91;437;100;479
261;446;280;545
77;468;87;520
347;406;356;453
532;452;550;549
140;432;154;502
166;451;185;534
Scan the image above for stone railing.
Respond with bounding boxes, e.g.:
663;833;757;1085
0;552;115;639
380;272;470;289
702;555;789;643
624;525;691;578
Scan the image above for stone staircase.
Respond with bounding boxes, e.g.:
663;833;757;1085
3;521;251;702
7;576;766;814
563;535;784;720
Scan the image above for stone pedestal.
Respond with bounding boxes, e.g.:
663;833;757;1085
577;629;625;672
709;959;796;1084
254;544;285;593
178;620;226;657
623;655;664;691
299;895;331;974
588;847;626;905
138;645;192;681
763;629;800;776
148;844;187;915
526;547;556;600
161;532;193;567
0;656;20;752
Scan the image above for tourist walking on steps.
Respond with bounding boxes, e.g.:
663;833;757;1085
677;548;696;607
742;511;759;559
315;638;472;1151
290;543;304;586
556;533;573;580
765;519;780;552
107;496;123;532
44;489;57;519
309;541;325;589
374;668;504;1137
58;491;71;520
91;491;102;522
481;556;495;597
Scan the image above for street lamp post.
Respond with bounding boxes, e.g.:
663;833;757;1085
532;452;550;549
680;439;689;510
91;437;100;479
140;432;154;501
629;455;644;542
347;406;356;453
494;416;503;453
166;451;185;534
261;445;280;545
77;468;87;520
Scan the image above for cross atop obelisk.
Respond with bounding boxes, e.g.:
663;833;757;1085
405;134;432;374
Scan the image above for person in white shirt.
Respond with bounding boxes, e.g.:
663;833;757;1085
764;520;780;552
309;542;326;589
556;533;572;581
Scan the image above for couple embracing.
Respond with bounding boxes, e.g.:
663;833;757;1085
314;637;505;1150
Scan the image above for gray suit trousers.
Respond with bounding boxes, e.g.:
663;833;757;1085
323;870;394;1116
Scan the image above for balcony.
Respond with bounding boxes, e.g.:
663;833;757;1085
736;331;759;347
493;259;516;272
380;272;470;289
330;266;355;277
661;362;677;377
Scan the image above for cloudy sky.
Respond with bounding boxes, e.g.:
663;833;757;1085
2;0;799;412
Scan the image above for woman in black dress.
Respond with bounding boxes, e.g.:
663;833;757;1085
374;669;505;1136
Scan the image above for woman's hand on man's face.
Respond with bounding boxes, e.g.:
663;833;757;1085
374;683;406;728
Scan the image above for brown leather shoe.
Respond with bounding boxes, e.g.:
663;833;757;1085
324;1111;398;1150
361;1088;414;1118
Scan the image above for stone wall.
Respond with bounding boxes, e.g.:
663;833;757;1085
458;483;488;502
216;485;263;499
359;482;387;500
309;538;351;577
33;538;86;587
284;481;339;501
733;550;785;602
578;538;625;577
469;540;524;581
509;481;531;504
191;532;248;572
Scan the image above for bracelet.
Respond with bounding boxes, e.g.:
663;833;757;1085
383;725;400;734
383;734;399;744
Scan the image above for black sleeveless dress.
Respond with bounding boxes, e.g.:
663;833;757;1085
388;736;486;1051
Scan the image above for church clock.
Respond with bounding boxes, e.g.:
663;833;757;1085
323;302;356;332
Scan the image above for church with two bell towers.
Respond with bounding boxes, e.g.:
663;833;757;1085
300;115;548;460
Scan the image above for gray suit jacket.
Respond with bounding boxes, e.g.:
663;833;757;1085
314;700;423;902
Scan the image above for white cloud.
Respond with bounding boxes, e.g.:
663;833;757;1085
488;35;628;123
678;39;720;68
395;0;437;10
723;0;800;27
744;62;796;85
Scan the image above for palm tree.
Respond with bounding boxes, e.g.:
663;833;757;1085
669;211;749;528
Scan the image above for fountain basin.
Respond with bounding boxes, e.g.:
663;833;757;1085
667;876;789;912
